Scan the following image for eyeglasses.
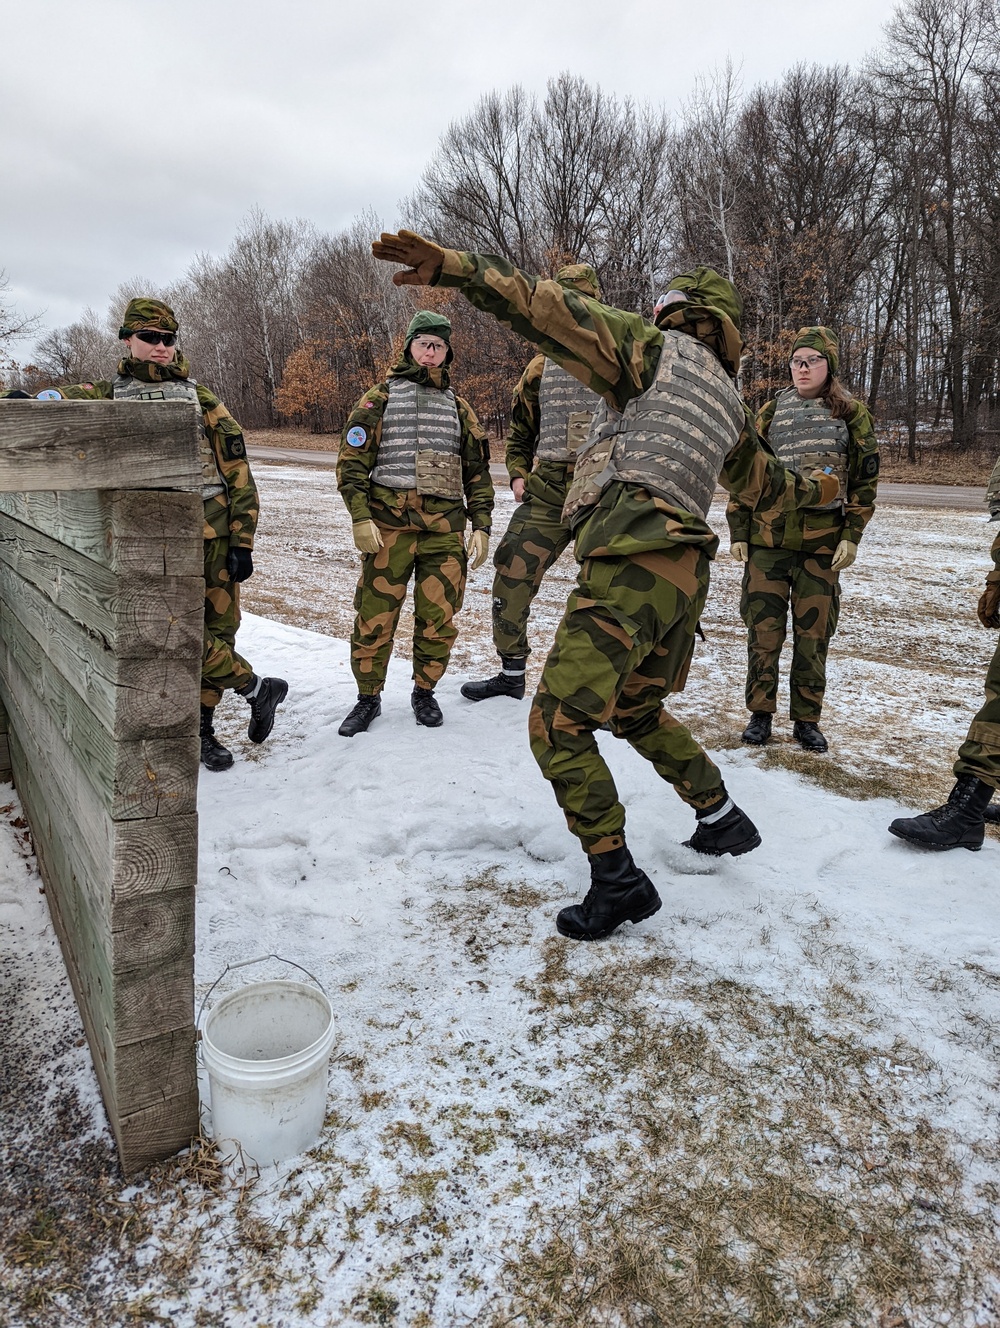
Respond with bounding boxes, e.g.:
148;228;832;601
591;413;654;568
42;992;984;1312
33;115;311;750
411;337;447;353
133;330;178;347
790;355;826;370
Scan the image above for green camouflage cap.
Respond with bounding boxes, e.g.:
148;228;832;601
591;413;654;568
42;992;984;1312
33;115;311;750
791;326;839;375
657;266;744;378
665;267;743;330
405;310;452;345
118;297;178;339
556;264;600;299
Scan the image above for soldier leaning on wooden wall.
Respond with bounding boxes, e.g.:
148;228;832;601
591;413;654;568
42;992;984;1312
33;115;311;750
2;298;287;773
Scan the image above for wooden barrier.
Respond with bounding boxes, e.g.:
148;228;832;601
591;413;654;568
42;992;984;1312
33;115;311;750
0;399;203;1172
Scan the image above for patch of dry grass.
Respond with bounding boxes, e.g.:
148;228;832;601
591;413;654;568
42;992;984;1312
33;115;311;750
491;935;998;1327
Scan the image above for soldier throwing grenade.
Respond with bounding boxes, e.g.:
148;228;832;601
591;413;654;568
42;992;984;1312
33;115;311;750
462;265;601;703
372;230;841;941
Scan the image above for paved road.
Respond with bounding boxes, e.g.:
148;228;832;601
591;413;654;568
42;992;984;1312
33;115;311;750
248;447;988;511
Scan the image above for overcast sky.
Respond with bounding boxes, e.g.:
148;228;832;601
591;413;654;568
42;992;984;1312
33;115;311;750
3;0;901;355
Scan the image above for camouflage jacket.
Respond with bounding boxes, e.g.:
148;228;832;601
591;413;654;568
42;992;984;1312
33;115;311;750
504;355;545;484
990;528;1000;580
433;249;833;560
38;369;257;547
725;397;880;555
337;370;494;533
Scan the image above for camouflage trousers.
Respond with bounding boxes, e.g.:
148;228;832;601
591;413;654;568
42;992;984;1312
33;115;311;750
351;525;467;693
492;467;573;658
529;545;724;855
954;632;1000;791
740;547;840;721
203;536;254;708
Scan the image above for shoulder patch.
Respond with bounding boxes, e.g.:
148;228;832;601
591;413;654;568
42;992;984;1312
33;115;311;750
222;433;246;461
363;401;375;409
860;452;880;480
346;426;368;448
36;389;63;400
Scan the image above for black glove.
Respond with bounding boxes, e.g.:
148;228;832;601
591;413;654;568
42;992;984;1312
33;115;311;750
226;547;254;583
3;390;30;399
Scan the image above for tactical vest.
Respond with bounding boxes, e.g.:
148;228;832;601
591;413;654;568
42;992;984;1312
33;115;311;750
767;388;849;512
562;329;744;528
371;378;463;500
112;373;224;500
536;359;597;464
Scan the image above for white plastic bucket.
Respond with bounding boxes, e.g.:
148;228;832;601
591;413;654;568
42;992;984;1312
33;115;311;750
201;976;336;1167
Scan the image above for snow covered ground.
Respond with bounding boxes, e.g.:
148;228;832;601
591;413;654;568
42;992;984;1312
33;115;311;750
2;466;999;1327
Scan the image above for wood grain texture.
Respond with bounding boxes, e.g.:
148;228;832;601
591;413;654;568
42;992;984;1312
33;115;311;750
0;399;201;492
0;566;200;740
0;511;203;659
0;489;203;576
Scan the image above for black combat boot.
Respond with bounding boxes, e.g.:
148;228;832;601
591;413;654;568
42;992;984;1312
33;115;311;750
684;793;762;857
556;844;661;941
985;802;1000;825
460;656;527;702
338;693;381;737
741;712;772;745
199;705;234;772
236;674;289;744
793;720;828;753
888;775;996;851
411;686;443;727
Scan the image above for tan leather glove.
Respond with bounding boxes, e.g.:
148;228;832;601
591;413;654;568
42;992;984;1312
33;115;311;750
467;529;490;571
730;541;749;563
371;229;446;286
352;520;384;555
978;578;1000;629
831;540;858;571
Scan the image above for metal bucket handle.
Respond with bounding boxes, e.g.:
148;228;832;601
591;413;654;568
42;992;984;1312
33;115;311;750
197;953;329;1036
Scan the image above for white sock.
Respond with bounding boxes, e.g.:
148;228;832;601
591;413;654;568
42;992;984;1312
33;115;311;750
698;796;734;825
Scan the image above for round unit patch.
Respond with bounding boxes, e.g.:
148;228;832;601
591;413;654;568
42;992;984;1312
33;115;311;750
346;426;368;448
36;389;63;400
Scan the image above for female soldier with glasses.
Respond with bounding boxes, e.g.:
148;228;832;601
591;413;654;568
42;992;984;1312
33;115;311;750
727;326;880;753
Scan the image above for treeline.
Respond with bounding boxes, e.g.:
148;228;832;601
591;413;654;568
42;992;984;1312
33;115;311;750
10;0;1000;459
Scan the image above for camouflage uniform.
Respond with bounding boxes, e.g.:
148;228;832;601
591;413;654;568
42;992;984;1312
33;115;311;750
427;250;837;854
493;265;601;660
49;306;259;710
337;357;494;693
987;453;1000;520
728;343;880;720
954;527;1000;790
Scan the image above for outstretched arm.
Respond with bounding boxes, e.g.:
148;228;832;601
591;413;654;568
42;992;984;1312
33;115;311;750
372;230;661;412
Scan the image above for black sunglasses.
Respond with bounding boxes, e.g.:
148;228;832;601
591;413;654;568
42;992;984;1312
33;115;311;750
134;330;178;347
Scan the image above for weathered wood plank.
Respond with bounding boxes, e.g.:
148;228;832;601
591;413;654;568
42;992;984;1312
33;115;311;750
0;489;203;576
0;693;9;783
17;733;197;1173
10;708;194;1011
118;1084;199;1175
0;619;197;820
0;510;203;659
0;655;198;921
0;566;199;740
0;400;201;492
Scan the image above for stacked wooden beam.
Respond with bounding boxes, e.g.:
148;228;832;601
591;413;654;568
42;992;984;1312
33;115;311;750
0;400;203;1171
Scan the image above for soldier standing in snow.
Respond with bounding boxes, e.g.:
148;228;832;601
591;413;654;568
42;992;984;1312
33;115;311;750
336;311;494;735
372;231;840;940
888;515;1000;847
461;264;601;704
5;298;287;772
728;327;880;753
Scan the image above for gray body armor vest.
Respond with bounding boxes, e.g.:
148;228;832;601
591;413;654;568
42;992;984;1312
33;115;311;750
767;388;849;513
536;360;597;464
563;329;744;528
112;372;224;500
370;378;463;500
